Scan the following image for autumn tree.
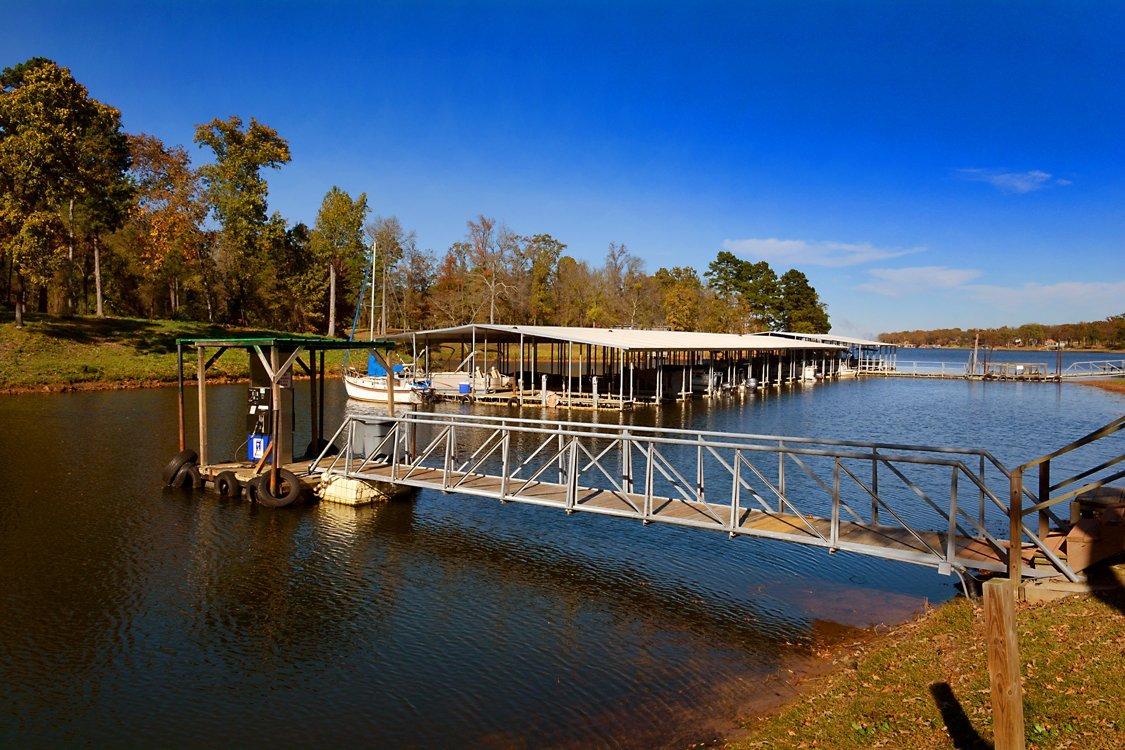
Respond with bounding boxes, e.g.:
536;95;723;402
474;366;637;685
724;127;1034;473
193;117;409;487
309;187;368;336
465;215;512;323
654;266;704;331
0;58;130;325
194;115;290;323
115;134;208;318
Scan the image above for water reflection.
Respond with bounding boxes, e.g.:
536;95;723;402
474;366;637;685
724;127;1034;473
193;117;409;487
0;377;1120;747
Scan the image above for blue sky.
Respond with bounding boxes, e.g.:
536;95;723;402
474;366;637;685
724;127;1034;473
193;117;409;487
4;1;1122;336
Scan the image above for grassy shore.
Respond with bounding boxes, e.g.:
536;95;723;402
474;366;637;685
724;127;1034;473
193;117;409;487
730;588;1123;749
1080;378;1125;395
0;314;348;393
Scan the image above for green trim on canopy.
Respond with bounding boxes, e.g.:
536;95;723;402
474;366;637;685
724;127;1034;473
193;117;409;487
177;336;394;350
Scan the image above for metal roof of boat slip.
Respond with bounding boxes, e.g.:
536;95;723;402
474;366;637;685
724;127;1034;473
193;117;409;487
756;330;893;348
387;324;844;352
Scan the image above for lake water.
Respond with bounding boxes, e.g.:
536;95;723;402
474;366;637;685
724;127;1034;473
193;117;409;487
1;377;1121;747
896;346;1123;370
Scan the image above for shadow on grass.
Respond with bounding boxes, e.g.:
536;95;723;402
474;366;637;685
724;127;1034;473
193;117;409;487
929;682;993;750
2;312;283;355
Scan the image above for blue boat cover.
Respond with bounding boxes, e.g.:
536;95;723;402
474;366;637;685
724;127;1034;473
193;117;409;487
367;354;405;377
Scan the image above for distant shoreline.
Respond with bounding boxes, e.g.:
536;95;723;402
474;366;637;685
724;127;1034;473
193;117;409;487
888;344;1124;354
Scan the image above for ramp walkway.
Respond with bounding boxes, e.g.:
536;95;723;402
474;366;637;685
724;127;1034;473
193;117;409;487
310;413;1124;585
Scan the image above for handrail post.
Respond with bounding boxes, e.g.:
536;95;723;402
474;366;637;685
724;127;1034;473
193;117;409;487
644;441;654;521
730;450;741;534
696;434;705;502
979;454;986;530
345;420;354;479
871;447;879;525
948;467;959;567
830;457;840;548
1008;468;1023;581
566;438;579;512
777;440;786;513
500;420;510;499
1038;460;1050;538
622;430;633;493
391;422;401;480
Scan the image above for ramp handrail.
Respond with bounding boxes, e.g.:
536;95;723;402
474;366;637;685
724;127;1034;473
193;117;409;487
1006;415;1125;580
309;410;1092;582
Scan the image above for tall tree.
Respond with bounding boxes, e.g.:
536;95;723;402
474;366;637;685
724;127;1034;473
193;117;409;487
524;233;565;324
778;268;830;333
653;266;703;331
118;134;208;319
0;58;130;325
704;250;783;330
465;215;511;323
309;187;368;337
193;115;290;323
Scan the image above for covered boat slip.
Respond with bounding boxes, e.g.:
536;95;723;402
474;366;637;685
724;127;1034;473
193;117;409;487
388;324;845;410
174;336;397;488
757;330;899;373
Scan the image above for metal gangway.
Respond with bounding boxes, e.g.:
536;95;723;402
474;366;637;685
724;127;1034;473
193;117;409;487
309;413;1125;588
1061;358;1125;378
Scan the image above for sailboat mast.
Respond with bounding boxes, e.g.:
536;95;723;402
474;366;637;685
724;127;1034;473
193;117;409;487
369;238;377;341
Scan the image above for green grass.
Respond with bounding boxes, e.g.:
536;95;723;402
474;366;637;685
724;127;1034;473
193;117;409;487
731;589;1124;749
0;313;349;391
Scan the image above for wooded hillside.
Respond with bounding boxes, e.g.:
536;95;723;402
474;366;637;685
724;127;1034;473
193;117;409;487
1;58;829;336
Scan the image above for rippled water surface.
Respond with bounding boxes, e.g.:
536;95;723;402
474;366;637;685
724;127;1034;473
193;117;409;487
1;377;1121;747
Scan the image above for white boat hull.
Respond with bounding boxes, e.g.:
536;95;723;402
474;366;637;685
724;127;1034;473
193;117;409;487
344;373;424;404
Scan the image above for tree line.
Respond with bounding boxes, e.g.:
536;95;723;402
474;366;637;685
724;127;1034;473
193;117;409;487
1;58;830;335
879;315;1125;350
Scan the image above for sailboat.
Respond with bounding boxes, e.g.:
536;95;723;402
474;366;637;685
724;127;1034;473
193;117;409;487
343;356;431;404
341;237;432;405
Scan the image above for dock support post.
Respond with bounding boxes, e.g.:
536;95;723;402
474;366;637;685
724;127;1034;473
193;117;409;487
1008;469;1023;581
270;345;280;492
196;346;207;466
542;374;548;406
1037;462;1050;539
177;342;186;451
984;579;1025;750
309;347;319;449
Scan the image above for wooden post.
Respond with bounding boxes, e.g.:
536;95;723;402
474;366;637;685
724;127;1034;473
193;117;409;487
1038;461;1050;539
1008;469;1023;581
984;579;1025;750
196;346;207;466
270;345;281;492
309;347;319;448
376;349;395;416
176;342;186;451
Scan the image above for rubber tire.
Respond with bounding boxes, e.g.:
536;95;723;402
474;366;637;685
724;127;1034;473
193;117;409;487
252;469;303;508
215;470;242;499
172;463;203;490
162;449;199;486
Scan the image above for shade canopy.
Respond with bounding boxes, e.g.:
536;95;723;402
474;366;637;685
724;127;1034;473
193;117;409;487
387;324;844;352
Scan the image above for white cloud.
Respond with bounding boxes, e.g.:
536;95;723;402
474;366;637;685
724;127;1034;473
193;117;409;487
956;168;1072;194
721;237;920;267
965;280;1125;310
857;266;982;297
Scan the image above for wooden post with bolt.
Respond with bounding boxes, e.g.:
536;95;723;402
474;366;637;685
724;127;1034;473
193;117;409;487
984;578;1025;750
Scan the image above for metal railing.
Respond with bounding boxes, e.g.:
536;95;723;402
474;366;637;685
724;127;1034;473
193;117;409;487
1006;415;1125;580
1061;359;1125;378
309;411;1093;582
